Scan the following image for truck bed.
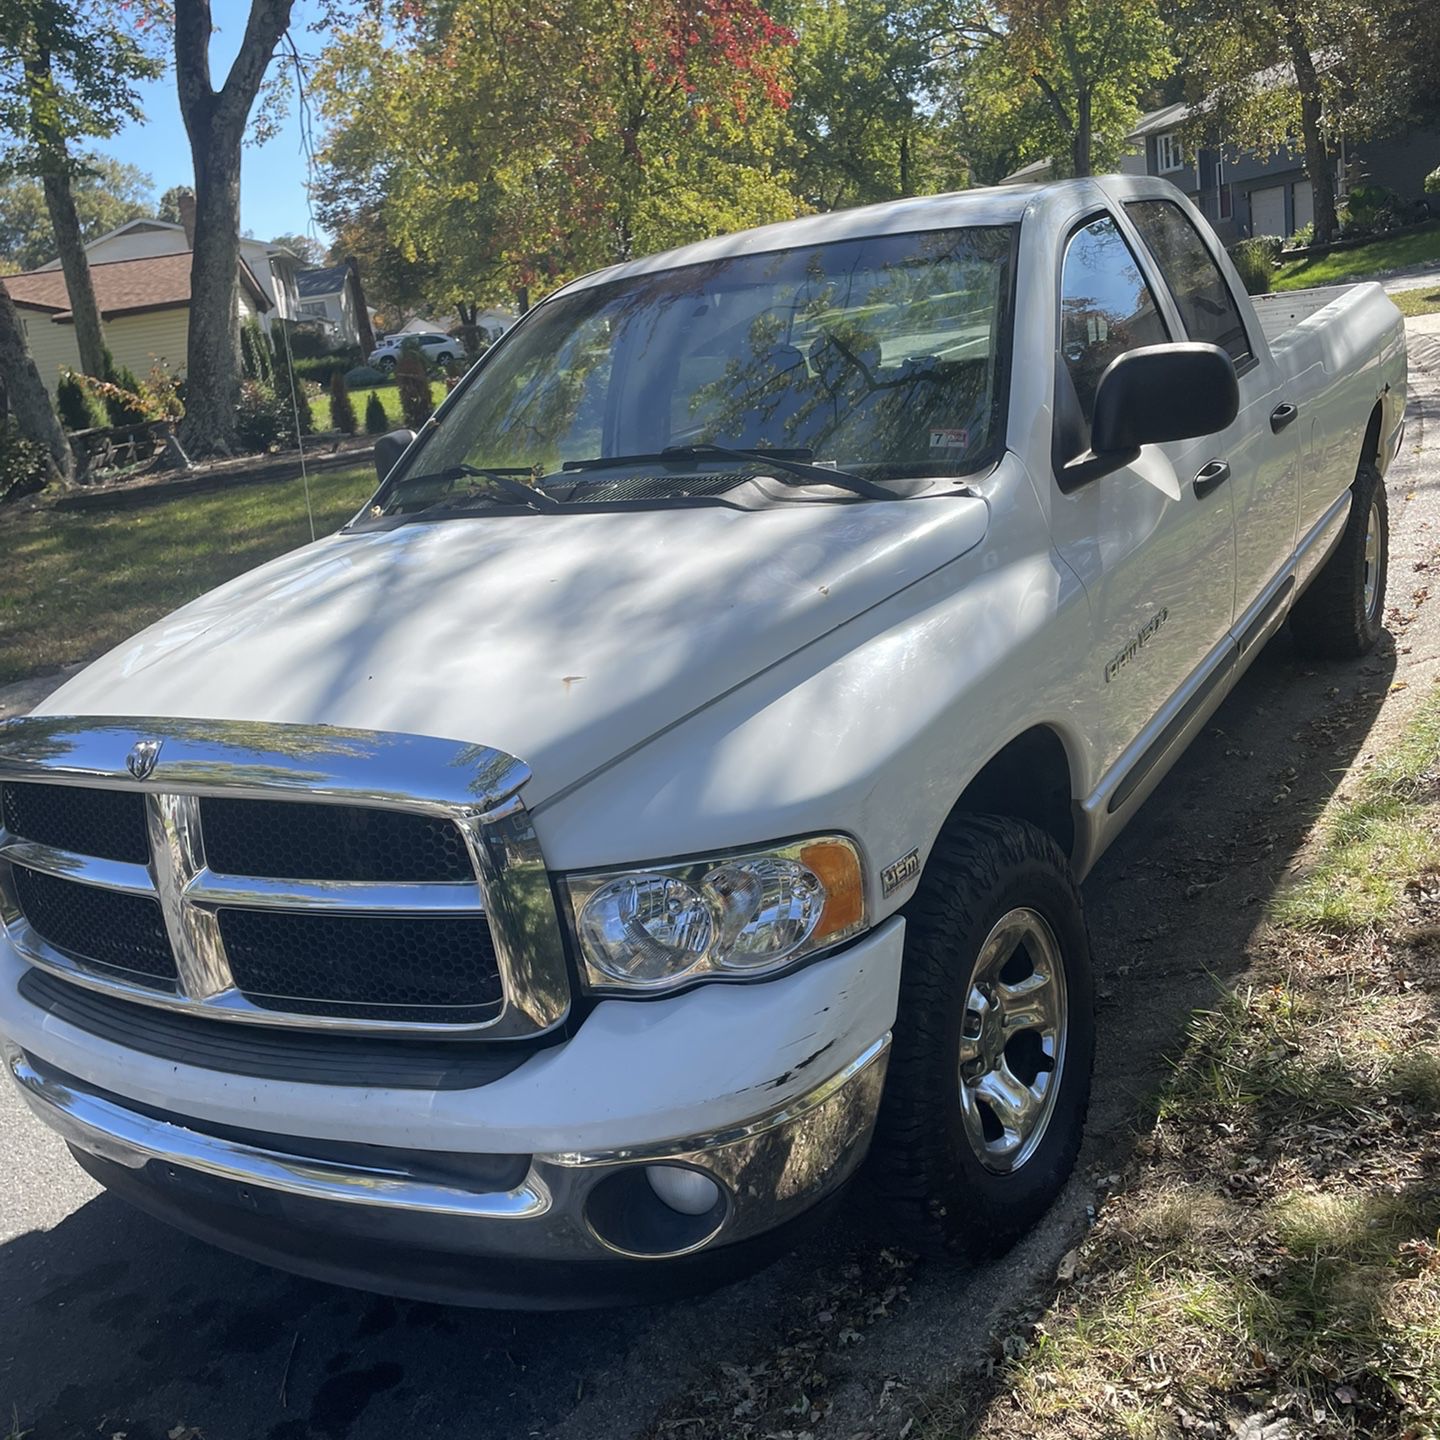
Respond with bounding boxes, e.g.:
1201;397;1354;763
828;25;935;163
1251;283;1376;345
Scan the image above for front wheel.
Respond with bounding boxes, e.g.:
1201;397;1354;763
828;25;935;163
869;816;1095;1257
376;356;397;374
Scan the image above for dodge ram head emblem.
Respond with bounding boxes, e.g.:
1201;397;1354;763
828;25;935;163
125;739;163;781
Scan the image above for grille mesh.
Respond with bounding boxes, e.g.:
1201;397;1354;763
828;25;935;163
219;907;502;1020
2;782;150;864
12;863;176;986
199;798;475;883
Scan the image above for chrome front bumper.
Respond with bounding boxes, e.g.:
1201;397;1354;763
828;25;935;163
5;1035;889;1305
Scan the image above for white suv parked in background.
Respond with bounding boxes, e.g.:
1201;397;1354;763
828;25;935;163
369;331;459;372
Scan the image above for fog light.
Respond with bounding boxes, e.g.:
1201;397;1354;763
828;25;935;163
644;1164;721;1216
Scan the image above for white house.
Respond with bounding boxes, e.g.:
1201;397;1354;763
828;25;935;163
38;217;303;332
293;262;373;350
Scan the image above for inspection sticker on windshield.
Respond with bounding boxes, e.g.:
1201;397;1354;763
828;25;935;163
929;427;969;451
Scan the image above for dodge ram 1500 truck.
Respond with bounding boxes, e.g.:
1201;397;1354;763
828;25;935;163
0;176;1406;1307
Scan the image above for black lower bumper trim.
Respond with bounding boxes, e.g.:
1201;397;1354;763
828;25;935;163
71;1147;838;1310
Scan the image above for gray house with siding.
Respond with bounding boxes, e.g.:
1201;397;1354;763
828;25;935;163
1002;99;1439;242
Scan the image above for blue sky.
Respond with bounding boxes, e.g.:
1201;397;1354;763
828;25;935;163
94;2;328;246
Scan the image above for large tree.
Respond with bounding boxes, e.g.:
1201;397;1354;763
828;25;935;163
0;154;152;270
312;0;799;311
174;0;295;456
1166;0;1433;244
940;0;1174;180
0;1;161;377
776;0;967;210
0;275;73;483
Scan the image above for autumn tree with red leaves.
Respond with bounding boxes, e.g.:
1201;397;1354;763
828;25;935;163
312;0;799;313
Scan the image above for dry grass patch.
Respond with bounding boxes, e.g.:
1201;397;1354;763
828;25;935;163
921;687;1440;1440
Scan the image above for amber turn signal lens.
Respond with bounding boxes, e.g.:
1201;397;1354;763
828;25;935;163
801;838;866;940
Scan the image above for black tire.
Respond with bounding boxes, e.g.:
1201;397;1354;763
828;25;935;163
436;351;455;365
1289;460;1388;659
869;816;1095;1258
377;356;397;374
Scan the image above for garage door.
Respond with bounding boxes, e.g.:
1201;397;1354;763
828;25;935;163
1293;181;1314;234
1250;185;1286;237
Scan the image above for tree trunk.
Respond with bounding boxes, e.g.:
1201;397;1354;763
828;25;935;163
0;279;75;486
1072;86;1093;178
40;171;108;378
174;0;295;457
24;51;108;379
1277;1;1338;243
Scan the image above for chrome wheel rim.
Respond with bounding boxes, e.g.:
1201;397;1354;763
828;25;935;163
957;907;1068;1175
1362;499;1382;623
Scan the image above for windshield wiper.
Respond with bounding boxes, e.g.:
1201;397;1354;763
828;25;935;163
397;464;560;514
563;445;900;501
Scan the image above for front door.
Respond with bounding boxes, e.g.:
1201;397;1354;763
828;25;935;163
1045;212;1238;784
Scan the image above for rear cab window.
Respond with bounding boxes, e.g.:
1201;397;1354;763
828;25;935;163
1123;199;1256;372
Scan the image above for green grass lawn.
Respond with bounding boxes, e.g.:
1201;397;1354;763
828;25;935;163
1391;285;1440;318
1274;221;1440;290
309;380;428;434
0;465;376;685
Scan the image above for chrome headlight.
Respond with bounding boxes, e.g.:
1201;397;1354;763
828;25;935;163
564;836;867;993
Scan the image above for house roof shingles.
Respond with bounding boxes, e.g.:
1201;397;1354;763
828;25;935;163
295;264;349;299
5;251;270;321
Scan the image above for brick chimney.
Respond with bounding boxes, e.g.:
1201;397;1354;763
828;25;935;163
177;190;197;248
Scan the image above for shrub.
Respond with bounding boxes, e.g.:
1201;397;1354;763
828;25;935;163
1228;237;1274;295
1285;221;1314;250
270;347;314;437
241;316;273;384
235;380;289;452
1426;166;1440;197
291;348;363;385
364;390;389;435
0;419;51;503
329;371;358;434
101;362;147;426
278;321;336;359
396;349;434;429
56;371;105;431
345;364;386;388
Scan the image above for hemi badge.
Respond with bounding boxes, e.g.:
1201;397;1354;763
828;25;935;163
881;848;921;897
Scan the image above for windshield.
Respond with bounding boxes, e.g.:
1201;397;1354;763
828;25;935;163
376;225;1015;513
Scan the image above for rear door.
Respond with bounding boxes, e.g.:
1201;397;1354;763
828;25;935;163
1045;211;1237;782
1122;197;1299;630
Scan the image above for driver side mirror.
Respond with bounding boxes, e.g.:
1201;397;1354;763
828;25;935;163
374;428;416;482
1060;343;1239;492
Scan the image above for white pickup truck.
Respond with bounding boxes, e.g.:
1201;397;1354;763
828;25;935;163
0;176;1406;1307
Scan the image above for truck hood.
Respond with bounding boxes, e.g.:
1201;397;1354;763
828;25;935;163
42;498;988;803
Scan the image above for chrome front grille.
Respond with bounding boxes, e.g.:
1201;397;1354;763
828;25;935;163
0;718;571;1038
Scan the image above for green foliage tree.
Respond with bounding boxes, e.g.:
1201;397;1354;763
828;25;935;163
328;369;357;435
941;0;1174;181
364;388;388;436
0;155;153;270
311;0;800;310
0;1;163;377
156;183;193;226
395;348;433;431
775;0;967;209
1165;0;1435;245
269;338;314;438
268;231;324;266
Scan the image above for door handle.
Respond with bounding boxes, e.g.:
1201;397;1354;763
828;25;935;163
1193;459;1231;499
1270;402;1299;433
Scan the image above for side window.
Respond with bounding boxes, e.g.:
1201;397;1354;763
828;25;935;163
1124;199;1254;367
1056;213;1169;462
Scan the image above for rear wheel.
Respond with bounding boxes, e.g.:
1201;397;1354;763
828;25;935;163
1289;460;1388;659
869;816;1095;1257
376;356;397;374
